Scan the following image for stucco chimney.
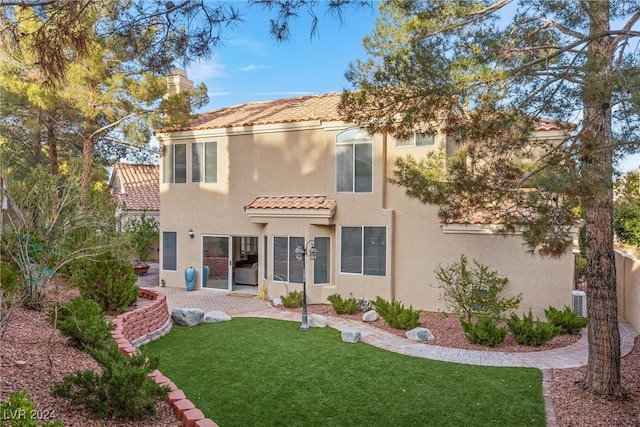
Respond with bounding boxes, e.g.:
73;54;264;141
166;68;193;96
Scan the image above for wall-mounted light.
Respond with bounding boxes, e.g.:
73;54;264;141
188;228;194;238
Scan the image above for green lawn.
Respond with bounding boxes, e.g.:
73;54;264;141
142;318;545;427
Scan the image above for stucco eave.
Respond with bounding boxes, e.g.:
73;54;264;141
155;120;349;141
246;208;335;224
441;223;513;235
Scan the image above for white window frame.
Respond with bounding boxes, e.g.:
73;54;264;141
395;133;436;147
340;226;386;277
312;236;331;285
191;141;218;183
336;128;373;193
273;236;304;283
162;143;187;183
162;231;178;271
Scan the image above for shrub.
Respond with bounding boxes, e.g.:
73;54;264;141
508;310;562;347
0;390;63;427
435;254;522;323
281;290;303;308
327;294;360;315
52;342;168;421
0;262;21;298
545;306;588;335
125;210;159;262
574;254;587;283
52;296;114;350
371;296;421;330
69;252;138;314
1;262;22;335
461;317;507;347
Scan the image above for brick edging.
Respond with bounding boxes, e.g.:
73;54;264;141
111;288;219;427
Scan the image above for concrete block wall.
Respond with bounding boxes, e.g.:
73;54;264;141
615;249;640;333
111;288;219;427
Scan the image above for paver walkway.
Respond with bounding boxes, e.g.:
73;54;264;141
138;264;637;427
139;264;638;369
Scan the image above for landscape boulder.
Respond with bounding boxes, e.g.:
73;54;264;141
362;310;379;322
405;327;435;342
171;308;205;327
309;314;327;328
341;330;362;343
204;311;231;323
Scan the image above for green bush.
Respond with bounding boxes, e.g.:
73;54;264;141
125;210;159;262
52;296;114;350
1;262;21;298
508;310;562;347
371;296;421;330
0;390;63;427
434;254;522;323
461;317;507;347
281;290;303;308
52;342;168;421
574;254;587;283
545;306;588;335
327;294;360;315
69;252;138;314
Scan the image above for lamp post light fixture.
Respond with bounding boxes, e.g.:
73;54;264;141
188;228;194;238
295;239;318;330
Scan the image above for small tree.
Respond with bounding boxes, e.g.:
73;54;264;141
125;211;159;263
1;160;119;307
434;254;522;323
613;170;640;248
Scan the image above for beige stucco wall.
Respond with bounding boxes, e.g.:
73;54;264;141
157;120;574;318
615;249;640;332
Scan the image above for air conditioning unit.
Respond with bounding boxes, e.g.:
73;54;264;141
572;290;587;318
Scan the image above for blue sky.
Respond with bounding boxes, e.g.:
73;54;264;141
180;1;638;172
185;2;379;112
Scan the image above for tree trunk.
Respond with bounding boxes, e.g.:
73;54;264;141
81;130;94;195
578;0;624;397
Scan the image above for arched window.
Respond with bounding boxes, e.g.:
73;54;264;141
336;129;373;193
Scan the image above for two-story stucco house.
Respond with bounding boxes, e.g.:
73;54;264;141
154;69;574;317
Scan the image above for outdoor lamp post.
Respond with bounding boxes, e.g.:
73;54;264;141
295;239;318;330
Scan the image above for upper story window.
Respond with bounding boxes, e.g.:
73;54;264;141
192;142;217;183
336;129;373;193
163;142;217;184
163;143;187;183
395;133;435;147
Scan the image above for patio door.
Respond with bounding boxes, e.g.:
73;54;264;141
202;235;231;290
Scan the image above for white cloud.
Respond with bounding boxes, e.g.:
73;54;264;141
239;64;268;72
186;61;226;82
228;37;267;53
208;91;231;98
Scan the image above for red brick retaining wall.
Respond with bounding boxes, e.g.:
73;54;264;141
111;288;218;427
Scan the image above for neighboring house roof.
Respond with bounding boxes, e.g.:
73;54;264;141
110;162;160;212
162;93;345;132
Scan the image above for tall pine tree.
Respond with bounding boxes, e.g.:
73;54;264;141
341;0;640;397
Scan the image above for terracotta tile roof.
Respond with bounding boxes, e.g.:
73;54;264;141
163;93;345;132
110;163;159;212
244;195;337;212
533;118;574;131
159;90;567;134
